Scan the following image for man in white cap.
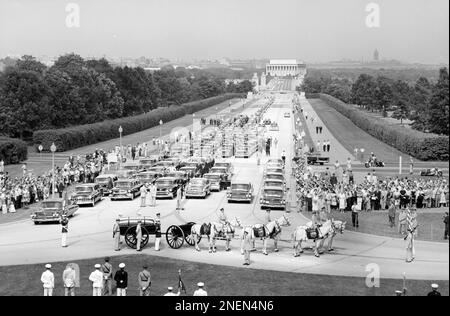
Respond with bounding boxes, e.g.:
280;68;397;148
114;263;128;296
40;264;54;296
113;218;121;251
89;264;104;296
164;286;181;296
427;284;441;296
193;282;208;296
60;214;69;247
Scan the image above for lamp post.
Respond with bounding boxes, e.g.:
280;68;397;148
118;126;123;168
159;120;163;156
360;148;365;162
50;142;56;199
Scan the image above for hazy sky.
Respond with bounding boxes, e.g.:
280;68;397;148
0;0;448;63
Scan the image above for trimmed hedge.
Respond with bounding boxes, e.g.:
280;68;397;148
312;94;449;161
0;137;28;164
33;94;243;152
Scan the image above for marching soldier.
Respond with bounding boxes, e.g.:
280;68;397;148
164;286;181;296
101;257;113;296
113;218;121;251
193;282;208;296
138;265;152;296
89;264;104;296
40;264;54;296
114;263;128;296
136;220;143;252
155;213;161;251
60;214;69;247
62;264;76;296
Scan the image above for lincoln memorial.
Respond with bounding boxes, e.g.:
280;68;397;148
266;59;306;77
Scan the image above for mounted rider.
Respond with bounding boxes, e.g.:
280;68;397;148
218;208;230;230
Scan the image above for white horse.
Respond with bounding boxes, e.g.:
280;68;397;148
240;214;291;255
292;219;346;257
191;217;241;253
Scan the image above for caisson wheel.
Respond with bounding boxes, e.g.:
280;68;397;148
166;225;185;249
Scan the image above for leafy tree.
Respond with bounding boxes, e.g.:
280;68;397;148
428;68;449;135
391;80;412;124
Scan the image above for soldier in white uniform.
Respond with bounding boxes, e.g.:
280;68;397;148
113;218;121;251
140;185;147;207
136;221;143;252
40;264;54;296
150;183;157;207
164;286;181;296
193;282;208;296
89;264;104;296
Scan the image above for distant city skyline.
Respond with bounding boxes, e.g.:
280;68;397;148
1;0;448;64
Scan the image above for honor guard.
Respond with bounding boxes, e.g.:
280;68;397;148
164;286;181;296
101;257;113;296
138;265;152;296
62;264;76;296
41;264;55;296
114;263;128;296
113;218;121;251
193;282;208;296
60;215;69;247
265;209;272;224
136;220;143;252
89;264;104;296
155;213;161;251
427;284;441;296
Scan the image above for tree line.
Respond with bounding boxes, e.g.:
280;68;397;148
300;67;449;135
0;54;253;139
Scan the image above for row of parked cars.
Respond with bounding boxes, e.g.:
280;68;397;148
31;156;235;224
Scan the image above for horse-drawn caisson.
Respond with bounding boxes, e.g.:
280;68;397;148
115;217;201;249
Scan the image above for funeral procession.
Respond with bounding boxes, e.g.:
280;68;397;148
0;0;448;300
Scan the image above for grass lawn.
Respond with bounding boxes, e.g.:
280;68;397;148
305;208;449;242
308;98;408;164
0;254;447;296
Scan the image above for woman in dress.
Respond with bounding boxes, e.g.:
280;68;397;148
339;191;346;213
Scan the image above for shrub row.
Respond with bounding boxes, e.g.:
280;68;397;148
33;94;243;152
313;94;449;161
0;137;28;164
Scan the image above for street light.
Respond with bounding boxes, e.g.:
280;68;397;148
159;120;163;156
118;126;123;168
50;142;57;199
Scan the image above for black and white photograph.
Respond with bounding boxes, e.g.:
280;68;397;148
0;0;448;301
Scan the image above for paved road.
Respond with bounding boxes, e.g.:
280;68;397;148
0;88;448;282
